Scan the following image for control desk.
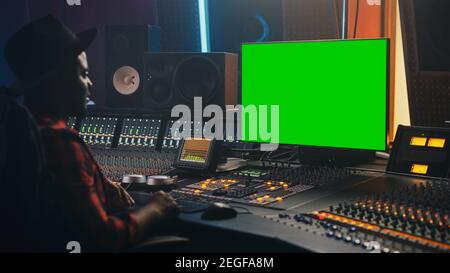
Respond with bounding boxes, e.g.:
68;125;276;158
69;110;449;253
172;162;449;253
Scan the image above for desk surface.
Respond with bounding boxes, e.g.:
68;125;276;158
175;159;443;253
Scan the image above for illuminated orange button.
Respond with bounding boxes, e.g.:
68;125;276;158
410;137;427;147
428;138;446;148
256;198;263;202
194;190;201;194
270;187;276;190
264;195;270;199
411;164;428;175
276;197;283;202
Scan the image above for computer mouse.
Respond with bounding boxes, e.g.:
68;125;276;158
201;202;237;220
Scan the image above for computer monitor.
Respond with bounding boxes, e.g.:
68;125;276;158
241;39;389;151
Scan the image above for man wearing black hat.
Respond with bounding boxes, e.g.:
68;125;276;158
3;15;179;252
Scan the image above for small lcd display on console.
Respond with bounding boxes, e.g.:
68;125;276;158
175;138;216;171
179;138;212;164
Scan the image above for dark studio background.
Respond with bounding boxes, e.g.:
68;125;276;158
0;0;158;105
1;0;346;108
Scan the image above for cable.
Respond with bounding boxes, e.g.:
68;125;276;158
353;0;360;39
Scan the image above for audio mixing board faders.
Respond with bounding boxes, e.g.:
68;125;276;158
67;117;77;129
162;119;184;150
264;181;450;253
79;116;117;147
91;118;174;181
162;120;205;150
118;118;161;148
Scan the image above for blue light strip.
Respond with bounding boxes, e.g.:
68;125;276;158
198;0;210;52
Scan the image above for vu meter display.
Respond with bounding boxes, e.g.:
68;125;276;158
79;117;117;146
119;118;161;148
180;139;212;164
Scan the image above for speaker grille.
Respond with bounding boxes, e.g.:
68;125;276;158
143;52;238;113
144;79;172;105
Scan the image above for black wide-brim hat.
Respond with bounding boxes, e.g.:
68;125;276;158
4;15;97;89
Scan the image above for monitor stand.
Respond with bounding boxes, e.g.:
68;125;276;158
297;147;376;167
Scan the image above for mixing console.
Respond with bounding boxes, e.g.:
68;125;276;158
85;117;174;181
79;117;117;147
172;165;357;207
93;149;175;181
72;114;179;181
264;181;450;253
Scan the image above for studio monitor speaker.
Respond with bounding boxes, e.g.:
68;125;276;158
105;25;160;108
143;52;238;113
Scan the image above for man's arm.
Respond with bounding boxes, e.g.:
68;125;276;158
43;131;178;250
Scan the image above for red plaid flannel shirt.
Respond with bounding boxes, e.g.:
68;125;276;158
37;117;137;251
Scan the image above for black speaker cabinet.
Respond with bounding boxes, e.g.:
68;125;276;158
105;25;160;108
142;52;238;114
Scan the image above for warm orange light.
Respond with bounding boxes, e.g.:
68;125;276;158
410;137;427;146
428;138;446;148
411;164;428;175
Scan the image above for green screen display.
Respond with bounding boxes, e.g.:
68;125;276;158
241;39;388;151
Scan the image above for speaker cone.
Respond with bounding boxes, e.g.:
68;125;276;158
113;66;140;95
174;57;220;102
143;79;172;107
